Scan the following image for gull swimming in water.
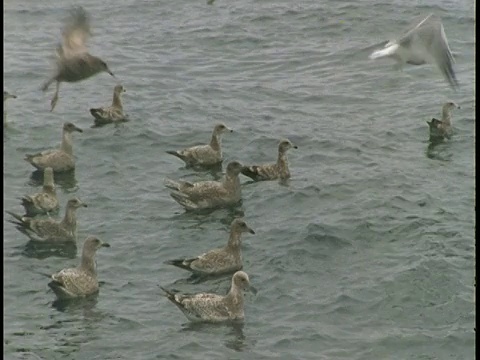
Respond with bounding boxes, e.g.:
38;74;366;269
164;161;244;211
42;6;116;112
90;84;128;127
166;124;233;167
427;101;460;140
24;122;83;173
4;90;17;126
6;197;87;243
48;235;110;299
241;139;297;181
369;13;459;89
160;271;257;323
165;219;255;276
20;167;59;217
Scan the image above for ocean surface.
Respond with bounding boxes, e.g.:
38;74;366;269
3;0;475;359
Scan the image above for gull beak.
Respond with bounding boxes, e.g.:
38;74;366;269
101;242;111;248
248;227;255;235
82;203;88;208
293;145;298;149
107;69;116;78
228;128;233;133
248;285;258;295
75;126;83;133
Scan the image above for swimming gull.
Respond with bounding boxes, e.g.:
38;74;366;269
164;161;244;211
4;90;17;126
160;271;256;322
165;219;255;276
427;101;460;140
166;123;233;167
6;197;87;243
48;235;110;299
42;6;116;112
90;84;128;127
241;139;297;181
24;122;83;172
369;13;459;89
21;167;59;217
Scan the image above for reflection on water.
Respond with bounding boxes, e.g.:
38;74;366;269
425;139;453;161
28;169;78;193
22;240;77;260
181;321;249;352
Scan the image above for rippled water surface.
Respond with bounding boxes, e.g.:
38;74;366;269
4;0;475;359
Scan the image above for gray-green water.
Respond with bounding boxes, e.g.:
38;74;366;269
4;0;475;359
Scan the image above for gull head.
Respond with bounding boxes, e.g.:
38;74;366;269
444;101;460;111
279;139;297;153
63;122;83;133
84;235;110;252
4;91;17;102
231;218;255;235
114;84;126;95
214;123;233;135
226;161;244;176
233;271;257;295
67;197;88;209
91;56;115;78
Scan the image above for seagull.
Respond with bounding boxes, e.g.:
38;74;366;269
160;271;257;322
90;84;128;127
427;101;460;140
369;13;459;89
241;139;297;181
48;236;110;299
42;6;116;111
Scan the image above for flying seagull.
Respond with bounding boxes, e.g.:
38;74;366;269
369;13;459;89
42;6;116;111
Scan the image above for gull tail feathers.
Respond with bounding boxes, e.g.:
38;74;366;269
241;166;262;181
164;258;196;271
170;192;198;210
165;150;187;163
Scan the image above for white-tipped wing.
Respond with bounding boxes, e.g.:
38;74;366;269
397;14;458;88
61;6;92;58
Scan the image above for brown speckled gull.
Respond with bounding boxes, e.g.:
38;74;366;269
165;219;255;276
241;139;297;181
21;167;59;217
48;236;110;299
166;123;233;167
160;271;256;322
6;197;87;243
24;122;83;172
42;6;116;112
427;101;460;140
165;161;244;211
90;84;128;127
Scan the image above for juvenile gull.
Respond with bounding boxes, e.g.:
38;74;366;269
160;271;256;323
90;84;128;127
24;122;83;172
21;167;59;217
165;219;255;276
427;101;460;140
166;123;233;167
241;139;297;181
164;161;244;211
369;13;459;89
4;90;17;126
42;6;116;112
48;235;110;299
6;197;87;243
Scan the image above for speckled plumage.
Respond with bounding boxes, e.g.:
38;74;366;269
160;271;256;322
21;167;59;217
165;161;244;210
24;122;83;172
166;123;233;167
241;139;297;181
42;6;115;112
165;219;255;276
427;101;460;140
90;84;128;126
6;197;87;243
48;236;110;299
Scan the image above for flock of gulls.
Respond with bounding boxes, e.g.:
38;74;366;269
4;6;461;323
